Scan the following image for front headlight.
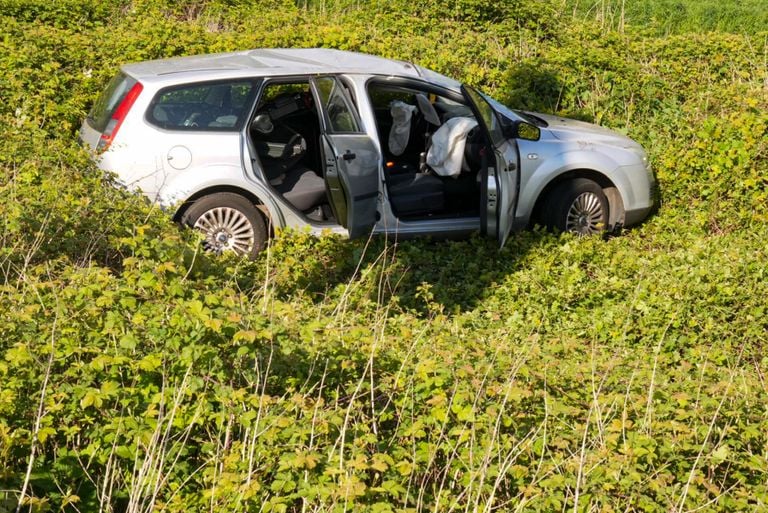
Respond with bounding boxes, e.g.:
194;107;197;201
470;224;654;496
629;146;651;174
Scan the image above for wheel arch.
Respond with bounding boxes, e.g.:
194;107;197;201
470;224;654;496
173;185;276;232
531;169;626;230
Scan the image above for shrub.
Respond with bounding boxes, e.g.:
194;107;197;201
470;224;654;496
1;1;768;511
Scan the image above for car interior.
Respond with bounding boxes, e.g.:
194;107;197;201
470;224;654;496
249;81;332;221
367;82;485;219
248;78;487;225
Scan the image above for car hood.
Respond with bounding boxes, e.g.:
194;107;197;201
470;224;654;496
531;113;642;150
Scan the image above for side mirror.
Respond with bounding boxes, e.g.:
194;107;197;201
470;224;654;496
503;120;540;141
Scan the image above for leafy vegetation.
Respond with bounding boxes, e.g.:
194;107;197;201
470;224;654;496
1;0;767;511
565;0;768;35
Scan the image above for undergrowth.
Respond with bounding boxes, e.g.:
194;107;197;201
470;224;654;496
0;0;767;511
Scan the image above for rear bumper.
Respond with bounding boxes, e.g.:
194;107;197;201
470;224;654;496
79;120;101;151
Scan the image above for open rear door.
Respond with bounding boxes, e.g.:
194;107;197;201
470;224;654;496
313;76;380;239
462;85;519;247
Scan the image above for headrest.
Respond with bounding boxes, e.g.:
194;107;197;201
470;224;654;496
251;113;274;134
415;94;441;126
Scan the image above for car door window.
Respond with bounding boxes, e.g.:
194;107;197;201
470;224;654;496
462;84;518;247
147;80;257;131
313;77;361;133
463;86;503;146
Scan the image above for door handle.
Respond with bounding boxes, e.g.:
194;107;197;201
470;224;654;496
342;151;356;161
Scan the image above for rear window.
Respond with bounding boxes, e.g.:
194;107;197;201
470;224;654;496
87;71;138;132
146;80;258;131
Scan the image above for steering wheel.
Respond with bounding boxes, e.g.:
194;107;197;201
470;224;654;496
280;133;306;160
183;112;202;127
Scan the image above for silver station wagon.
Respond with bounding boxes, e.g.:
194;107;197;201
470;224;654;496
81;48;655;257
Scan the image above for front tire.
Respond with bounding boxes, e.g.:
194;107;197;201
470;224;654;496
181;193;267;258
543;178;609;235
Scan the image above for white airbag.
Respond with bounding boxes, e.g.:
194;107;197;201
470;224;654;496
389;101;417;156
426;117;478;177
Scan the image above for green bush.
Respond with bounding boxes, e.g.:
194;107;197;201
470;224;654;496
0;0;119;27
1;0;768;511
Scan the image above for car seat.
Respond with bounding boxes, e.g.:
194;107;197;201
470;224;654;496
273;165;326;212
384;95;445;216
387;172;445;216
252;112;326;213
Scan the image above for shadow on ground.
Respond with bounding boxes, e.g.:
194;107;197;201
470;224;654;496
238;228;562;316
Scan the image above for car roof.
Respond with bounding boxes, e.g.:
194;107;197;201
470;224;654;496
121;48;460;89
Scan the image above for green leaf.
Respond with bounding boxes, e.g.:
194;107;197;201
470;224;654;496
119;333;138;350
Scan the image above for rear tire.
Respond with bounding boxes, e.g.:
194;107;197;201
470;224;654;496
181;193;267;258
542;178;608;235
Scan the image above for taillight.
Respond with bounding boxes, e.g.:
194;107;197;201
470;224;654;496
97;82;143;152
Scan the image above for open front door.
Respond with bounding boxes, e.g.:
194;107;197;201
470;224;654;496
313;76;380;239
462;85;519;247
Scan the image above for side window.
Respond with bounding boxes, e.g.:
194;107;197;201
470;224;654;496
255;82;311;111
147;80;257;131
313;77;361;133
463;86;503;146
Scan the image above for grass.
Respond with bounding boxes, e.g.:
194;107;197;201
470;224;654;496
564;0;768;34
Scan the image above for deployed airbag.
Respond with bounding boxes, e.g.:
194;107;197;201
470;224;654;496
388;101;417;156
426;117;478;177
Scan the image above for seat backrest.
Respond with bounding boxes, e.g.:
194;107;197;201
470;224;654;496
415;93;442;127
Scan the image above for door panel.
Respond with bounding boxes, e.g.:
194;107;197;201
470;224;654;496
155;131;242;197
313;76;380;239
321;134;380;238
462;86;518;247
321;135;347;224
489;139;519;246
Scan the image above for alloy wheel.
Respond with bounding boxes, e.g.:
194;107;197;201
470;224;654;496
565;192;605;235
193;206;255;255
